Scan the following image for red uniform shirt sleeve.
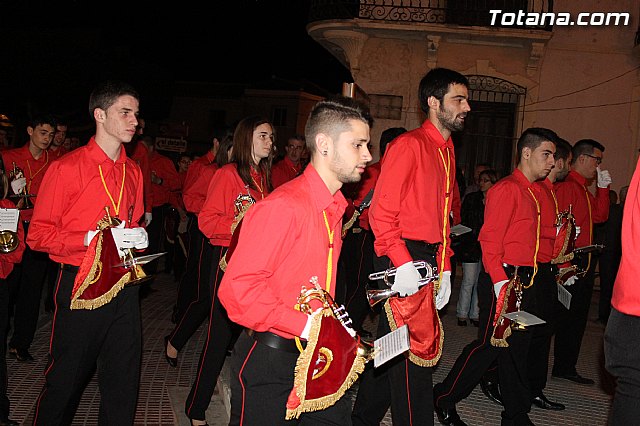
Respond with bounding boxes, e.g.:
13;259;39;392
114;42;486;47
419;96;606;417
479;182;516;283
183;162;217;215
198;166;240;246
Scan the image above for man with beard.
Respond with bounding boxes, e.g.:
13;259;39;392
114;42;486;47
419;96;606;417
552;139;611;385
433;128;557;426
351;68;469;426
271;134;305;188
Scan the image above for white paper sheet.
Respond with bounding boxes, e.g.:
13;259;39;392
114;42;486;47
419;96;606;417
374;325;410;368
0;208;19;233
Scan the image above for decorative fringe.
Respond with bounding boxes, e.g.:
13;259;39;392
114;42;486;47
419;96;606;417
219;254;228;272
285;309;366;420
382;291;443;368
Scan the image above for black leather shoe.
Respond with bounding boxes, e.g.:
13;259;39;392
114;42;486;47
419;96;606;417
471;319;479;327
552;371;594;385
164;336;177;368
531;392;565;410
457;319;467;326
434;404;468;426
8;347;34;363
480;376;503;405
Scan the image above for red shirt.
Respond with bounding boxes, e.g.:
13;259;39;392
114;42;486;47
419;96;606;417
218;165;347;339
2;145;52;222
49;146;69;160
27;137;144;266
130;142;153;213
554;170;609;248
149;150;181;207
612;157;640;315
271;156;302;189
480;169;541;283
0;198;25;279
182;151;217;215
535;178;561;263
369;120;456;272
199;163;269;247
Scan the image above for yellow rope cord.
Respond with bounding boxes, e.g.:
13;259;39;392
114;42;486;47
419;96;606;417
437;147;451;290
322;210;334;294
99;163;126;217
524;187;540;288
585;187;593;272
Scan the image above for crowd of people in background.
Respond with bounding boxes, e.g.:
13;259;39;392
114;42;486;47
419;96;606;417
0;69;634;426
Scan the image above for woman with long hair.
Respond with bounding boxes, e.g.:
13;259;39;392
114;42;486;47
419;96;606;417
185;115;275;426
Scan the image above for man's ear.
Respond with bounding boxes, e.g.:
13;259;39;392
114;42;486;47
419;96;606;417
316;133;330;156
94;108;105;122
522;147;531;160
427;96;439;110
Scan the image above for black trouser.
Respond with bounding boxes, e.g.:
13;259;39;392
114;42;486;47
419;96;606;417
597;250;620;322
229;332;351;425
33;265;142;425
169;232;215;351
173;214;211;323
0;275;11;420
9;222;50;351
352;240;437;426
336;228;375;332
185;245;242;421
553;254;596;376
434;265;544;426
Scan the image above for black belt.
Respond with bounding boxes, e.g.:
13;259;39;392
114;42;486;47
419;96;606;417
60;263;79;272
246;329;304;354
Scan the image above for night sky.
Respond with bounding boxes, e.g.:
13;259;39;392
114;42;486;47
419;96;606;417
0;0;352;127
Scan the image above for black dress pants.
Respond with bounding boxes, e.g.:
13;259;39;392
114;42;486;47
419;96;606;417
33;266;142;425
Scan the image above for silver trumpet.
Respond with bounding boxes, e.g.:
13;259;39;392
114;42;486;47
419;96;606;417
366;260;438;307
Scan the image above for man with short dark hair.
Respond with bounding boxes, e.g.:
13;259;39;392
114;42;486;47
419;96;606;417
433;127;557;426
352;68;470;426
552;139;611;385
271;134;305;188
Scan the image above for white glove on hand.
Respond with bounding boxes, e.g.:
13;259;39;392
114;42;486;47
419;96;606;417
10;177;26;194
392;261;422;297
84;230;98;246
300;308;323;340
575;226;581;239
111;227;149;255
564;275;578;286
144;212;152;227
494;279;509;298
435;271;452;310
597;167;612;188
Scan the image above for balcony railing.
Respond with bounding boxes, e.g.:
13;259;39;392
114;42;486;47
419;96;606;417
309;0;554;31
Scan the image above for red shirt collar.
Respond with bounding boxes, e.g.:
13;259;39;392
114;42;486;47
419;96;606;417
86;136;128;164
566;170;587;186
421;120;454;149
303;164;347;215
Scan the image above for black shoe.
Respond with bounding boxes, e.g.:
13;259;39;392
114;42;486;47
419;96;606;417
552;371;594;385
164;336;177;368
471;319;479;327
8;347;34;362
0;418;18;426
531;392;565;410
457;318;467;326
480;376;503;405
434;404;468;426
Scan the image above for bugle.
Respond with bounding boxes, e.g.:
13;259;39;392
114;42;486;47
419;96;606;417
9;162;34;210
366;260;438;307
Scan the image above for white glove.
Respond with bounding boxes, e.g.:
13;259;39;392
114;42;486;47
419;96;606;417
144;212;152;227
494;279;509;298
564;275;578;286
84;230;99;246
597;167;612;188
111;227;149;255
392;261;422;297
575;226;581;239
435;271;452;310
10;177;26;194
300;308;323;340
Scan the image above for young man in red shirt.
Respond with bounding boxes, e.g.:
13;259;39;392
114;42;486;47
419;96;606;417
352;68;469;426
433;128;557;426
271;134;305;188
27;80;148;425
218;97;372;425
4;114;56;362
